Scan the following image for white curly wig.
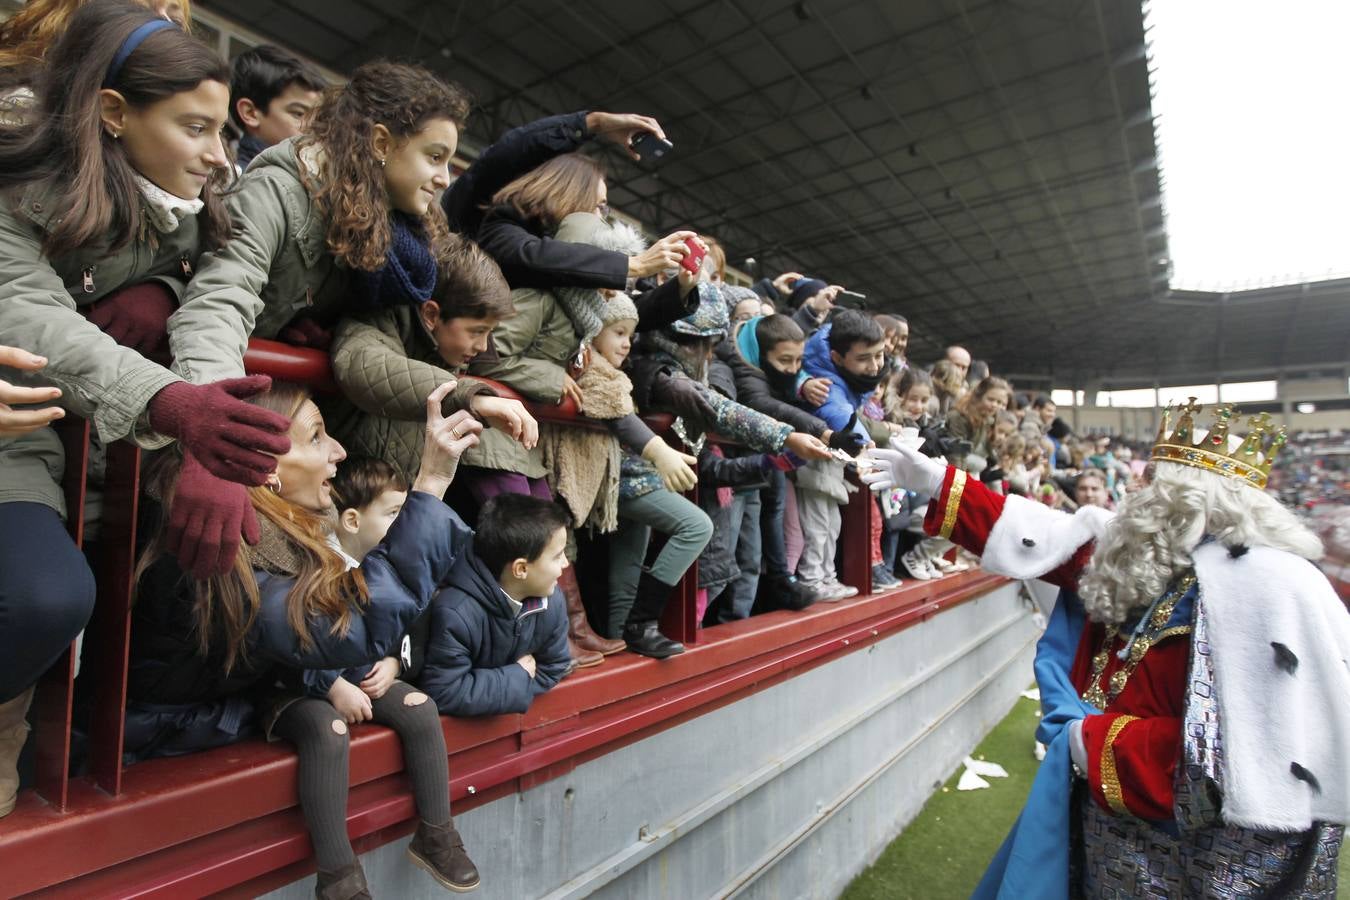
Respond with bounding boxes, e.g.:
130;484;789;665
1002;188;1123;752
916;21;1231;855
1077;458;1323;625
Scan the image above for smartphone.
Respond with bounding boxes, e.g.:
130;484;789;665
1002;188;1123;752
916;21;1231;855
836;289;867;309
680;237;706;275
631;131;673;161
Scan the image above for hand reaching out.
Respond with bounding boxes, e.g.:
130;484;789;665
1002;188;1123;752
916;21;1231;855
414;381;484;497
0;346;63;436
585;112;666;160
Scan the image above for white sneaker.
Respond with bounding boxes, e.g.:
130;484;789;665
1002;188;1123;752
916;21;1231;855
900;549;934;580
923;558;943;579
931;556;957;573
803;579;845;602
824;577;858;599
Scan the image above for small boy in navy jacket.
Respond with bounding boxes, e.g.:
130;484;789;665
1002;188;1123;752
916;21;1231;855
416;495;572;716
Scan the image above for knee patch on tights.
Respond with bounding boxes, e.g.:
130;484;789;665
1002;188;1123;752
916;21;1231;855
330;719;347;735
404;691;428;707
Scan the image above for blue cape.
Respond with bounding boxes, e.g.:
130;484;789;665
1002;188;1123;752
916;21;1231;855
973;590;1098;900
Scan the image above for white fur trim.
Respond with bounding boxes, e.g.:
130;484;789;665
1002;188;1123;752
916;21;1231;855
979;494;1114;580
1194;542;1350;829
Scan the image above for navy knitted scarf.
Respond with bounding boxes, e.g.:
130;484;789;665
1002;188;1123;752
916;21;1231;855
355;212;437;308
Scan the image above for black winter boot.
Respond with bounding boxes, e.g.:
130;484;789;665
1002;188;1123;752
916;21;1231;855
622;572;686;659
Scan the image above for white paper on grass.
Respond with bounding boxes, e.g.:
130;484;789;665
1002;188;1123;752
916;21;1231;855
1020;687;1041;701
957;768;991;791
963;756;1009;779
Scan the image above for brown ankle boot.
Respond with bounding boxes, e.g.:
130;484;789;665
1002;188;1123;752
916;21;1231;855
0;686;34;819
568;635;604;669
314;859;371;900
559;568;625;656
407;819;480;892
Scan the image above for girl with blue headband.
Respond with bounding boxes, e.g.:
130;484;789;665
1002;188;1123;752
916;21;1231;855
0;0;293;823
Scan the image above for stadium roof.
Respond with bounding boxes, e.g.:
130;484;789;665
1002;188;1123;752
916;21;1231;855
206;0;1350;387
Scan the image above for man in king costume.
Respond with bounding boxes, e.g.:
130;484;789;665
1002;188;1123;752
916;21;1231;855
864;401;1349;898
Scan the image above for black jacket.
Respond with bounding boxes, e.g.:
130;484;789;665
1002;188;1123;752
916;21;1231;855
415;551;571;717
716;340;829;438
442;111;592;235
477;204;628;291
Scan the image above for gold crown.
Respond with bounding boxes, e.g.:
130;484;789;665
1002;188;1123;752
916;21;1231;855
1150;398;1286;489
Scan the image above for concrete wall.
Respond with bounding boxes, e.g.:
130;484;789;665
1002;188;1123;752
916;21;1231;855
263;581;1038;900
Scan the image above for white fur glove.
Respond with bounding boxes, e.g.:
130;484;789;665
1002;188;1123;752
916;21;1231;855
642;436;698;493
1068;718;1088;776
861;445;946;497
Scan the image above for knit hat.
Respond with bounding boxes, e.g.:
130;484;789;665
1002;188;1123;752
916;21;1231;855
787;277;828;309
669;281;730;339
721;284;760;313
554;212;646;344
600;292;639;327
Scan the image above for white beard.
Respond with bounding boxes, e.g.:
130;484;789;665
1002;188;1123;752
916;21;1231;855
1078;462;1322;625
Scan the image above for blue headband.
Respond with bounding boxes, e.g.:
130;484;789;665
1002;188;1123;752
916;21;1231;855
104;19;176;89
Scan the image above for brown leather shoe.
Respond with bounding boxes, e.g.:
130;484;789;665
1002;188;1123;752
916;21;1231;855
559;568;625;655
314;859;371;900
407;820;480;892
568;635;604;669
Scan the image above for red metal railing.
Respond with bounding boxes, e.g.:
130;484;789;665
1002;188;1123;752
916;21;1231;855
0;339;1005;897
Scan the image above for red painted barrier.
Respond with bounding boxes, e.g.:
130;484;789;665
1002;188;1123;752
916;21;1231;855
0;339;985;898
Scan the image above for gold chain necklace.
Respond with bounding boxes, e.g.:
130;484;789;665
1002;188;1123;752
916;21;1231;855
1082;571;1196;709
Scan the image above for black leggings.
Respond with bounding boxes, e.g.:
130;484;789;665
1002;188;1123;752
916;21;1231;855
271;680;451;871
0;502;96;703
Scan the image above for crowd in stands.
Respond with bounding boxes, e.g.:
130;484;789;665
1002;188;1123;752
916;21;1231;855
0;1;1162;894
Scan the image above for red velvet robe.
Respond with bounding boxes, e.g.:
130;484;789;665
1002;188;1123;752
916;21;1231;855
924;467;1186;821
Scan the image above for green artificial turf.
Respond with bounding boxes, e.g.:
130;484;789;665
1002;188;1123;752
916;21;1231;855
842;692;1043;900
842;693;1350;899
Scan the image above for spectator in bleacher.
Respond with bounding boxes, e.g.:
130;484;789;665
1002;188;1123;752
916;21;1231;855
875;312;909;372
699;332;793;623
786;277;840;335
417;494;571;717
618;293;831;654
928;359;965;422
475;151;698;293
887;367;961;580
1073;467;1111;509
228;44;324;171
466;206;711;666
993;409;1018;447
943;344;972;383
0;2;297;817
477;154;706;333
1020;394;1057;445
729;286;764;328
126;381;483;895
445;108;670;238
722;314;860;610
328;237;535;484
1047;416;1073;468
942;376;1012;473
798;309;887;598
170;60;511;393
967;358;990;387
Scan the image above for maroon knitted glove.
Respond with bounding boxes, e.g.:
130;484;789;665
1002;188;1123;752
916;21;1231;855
278;318;332;350
84;281;177;355
148;376;292;486
167;454;261;578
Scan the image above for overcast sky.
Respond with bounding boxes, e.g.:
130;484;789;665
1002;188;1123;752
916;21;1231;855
1146;1;1350;291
